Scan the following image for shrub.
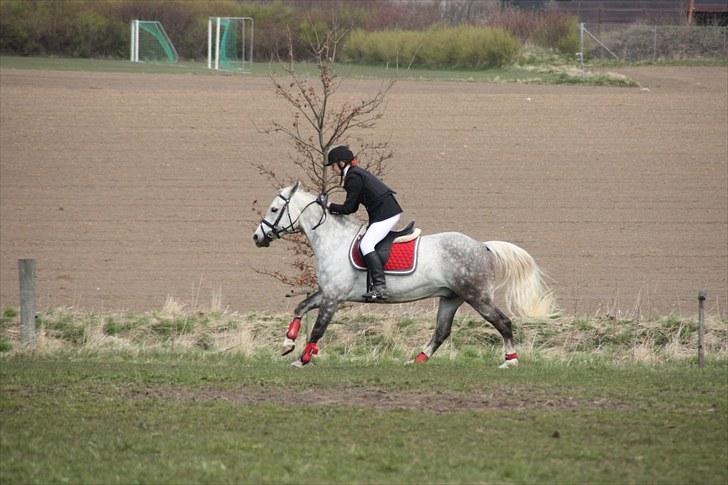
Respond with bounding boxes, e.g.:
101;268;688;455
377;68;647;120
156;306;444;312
485;8;580;54
343;26;519;69
532;14;579;54
0;0;299;60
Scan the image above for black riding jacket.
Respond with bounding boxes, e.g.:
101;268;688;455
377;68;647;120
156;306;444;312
328;166;402;224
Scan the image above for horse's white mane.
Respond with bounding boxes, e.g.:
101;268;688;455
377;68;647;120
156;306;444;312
284;183;363;230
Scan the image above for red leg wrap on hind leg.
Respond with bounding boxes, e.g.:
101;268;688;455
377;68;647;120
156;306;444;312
286;317;302;340
415;352;429;363
300;342;319;365
505;352;519;361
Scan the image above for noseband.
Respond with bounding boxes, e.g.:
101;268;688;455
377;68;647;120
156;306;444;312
259;192;326;242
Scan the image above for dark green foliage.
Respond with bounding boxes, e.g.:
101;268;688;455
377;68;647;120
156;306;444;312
150;317;195;337
0;309;16;353
0;0;578;64
102;317;136;336
0;0;297;60
0;308;17;329
42;314;86;345
0;0;127;57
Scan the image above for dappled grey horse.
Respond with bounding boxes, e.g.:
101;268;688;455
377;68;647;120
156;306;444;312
253;183;555;368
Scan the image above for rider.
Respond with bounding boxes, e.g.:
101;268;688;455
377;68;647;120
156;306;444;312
324;145;402;301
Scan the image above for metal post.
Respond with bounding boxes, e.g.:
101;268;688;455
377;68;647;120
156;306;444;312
18;259;36;348
215;17;221;71
207;18;212;69
580;22;584;62
579;22;585;75
249;18;254;68
242;19;246;70
698;290;706;368
134;20;140;63
135;20;139;62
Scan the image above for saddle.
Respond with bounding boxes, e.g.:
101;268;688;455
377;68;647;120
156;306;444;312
349;221;421;275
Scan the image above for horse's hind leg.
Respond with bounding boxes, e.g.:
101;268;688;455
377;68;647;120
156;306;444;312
415;295;463;363
468;298;519;368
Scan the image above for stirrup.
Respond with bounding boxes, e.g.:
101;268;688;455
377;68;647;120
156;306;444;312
363;287;388;301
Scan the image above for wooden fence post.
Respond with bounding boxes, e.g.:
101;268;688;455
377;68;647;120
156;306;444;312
698;290;705;368
18;259;36;348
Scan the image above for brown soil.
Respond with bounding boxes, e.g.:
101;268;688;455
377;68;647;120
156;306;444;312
133;385;629;412
1;67;726;316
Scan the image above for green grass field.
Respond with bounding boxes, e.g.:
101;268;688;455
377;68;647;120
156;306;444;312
0;55;638;86
1;352;726;484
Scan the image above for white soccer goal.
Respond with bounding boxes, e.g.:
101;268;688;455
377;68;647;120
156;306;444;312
130;20;178;63
208;17;254;72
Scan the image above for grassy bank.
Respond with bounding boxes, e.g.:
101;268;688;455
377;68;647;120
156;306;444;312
1;302;725;365
0;54;638;86
1;353;726;484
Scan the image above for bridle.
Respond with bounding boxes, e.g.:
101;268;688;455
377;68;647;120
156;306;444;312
258;189;327;242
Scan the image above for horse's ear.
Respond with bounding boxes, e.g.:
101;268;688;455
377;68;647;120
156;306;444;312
291;181;301;195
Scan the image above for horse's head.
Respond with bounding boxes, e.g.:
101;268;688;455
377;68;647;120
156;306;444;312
252;182;302;248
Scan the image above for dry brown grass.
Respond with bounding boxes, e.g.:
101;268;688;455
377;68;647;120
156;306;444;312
1;297;725;364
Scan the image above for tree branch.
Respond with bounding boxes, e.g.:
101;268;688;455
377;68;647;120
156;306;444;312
258;19;396;290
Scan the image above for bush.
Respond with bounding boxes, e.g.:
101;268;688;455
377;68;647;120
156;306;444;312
485;8;580;54
0;1;576;61
532;14;579;54
343;26;519;69
0;0;299;60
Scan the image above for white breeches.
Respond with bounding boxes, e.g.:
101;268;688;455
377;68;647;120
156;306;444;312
360;214;401;256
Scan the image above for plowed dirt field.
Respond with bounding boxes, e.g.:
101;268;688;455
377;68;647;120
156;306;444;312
1;66;726;316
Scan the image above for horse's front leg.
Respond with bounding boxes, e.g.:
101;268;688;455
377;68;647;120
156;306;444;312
291;296;338;368
282;291;323;356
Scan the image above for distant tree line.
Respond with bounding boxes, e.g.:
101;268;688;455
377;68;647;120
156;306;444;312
0;0;579;65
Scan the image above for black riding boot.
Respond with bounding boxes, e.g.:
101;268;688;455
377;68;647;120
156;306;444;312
362;252;388;301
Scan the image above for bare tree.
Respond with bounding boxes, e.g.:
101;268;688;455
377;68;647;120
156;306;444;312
255;21;394;294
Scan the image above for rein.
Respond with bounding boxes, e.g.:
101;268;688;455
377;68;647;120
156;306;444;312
259;192;327;242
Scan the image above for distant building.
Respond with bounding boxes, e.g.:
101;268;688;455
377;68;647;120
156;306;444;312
502;0;728;26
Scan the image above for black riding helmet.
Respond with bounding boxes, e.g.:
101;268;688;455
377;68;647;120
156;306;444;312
325;145;354;166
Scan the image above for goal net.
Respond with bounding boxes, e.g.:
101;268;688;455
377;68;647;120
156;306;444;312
130;20;178;63
208;17;254;72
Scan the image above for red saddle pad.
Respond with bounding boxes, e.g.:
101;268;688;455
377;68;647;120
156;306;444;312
350;237;419;274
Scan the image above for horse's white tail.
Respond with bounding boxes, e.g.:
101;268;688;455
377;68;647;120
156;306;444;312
485;241;556;320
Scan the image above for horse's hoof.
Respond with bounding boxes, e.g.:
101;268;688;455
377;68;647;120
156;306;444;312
291;359;305;368
498;358;518;369
281;337;296;356
281;344;295;356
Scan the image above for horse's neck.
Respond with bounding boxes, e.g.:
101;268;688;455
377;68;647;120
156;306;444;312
294;192;360;254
